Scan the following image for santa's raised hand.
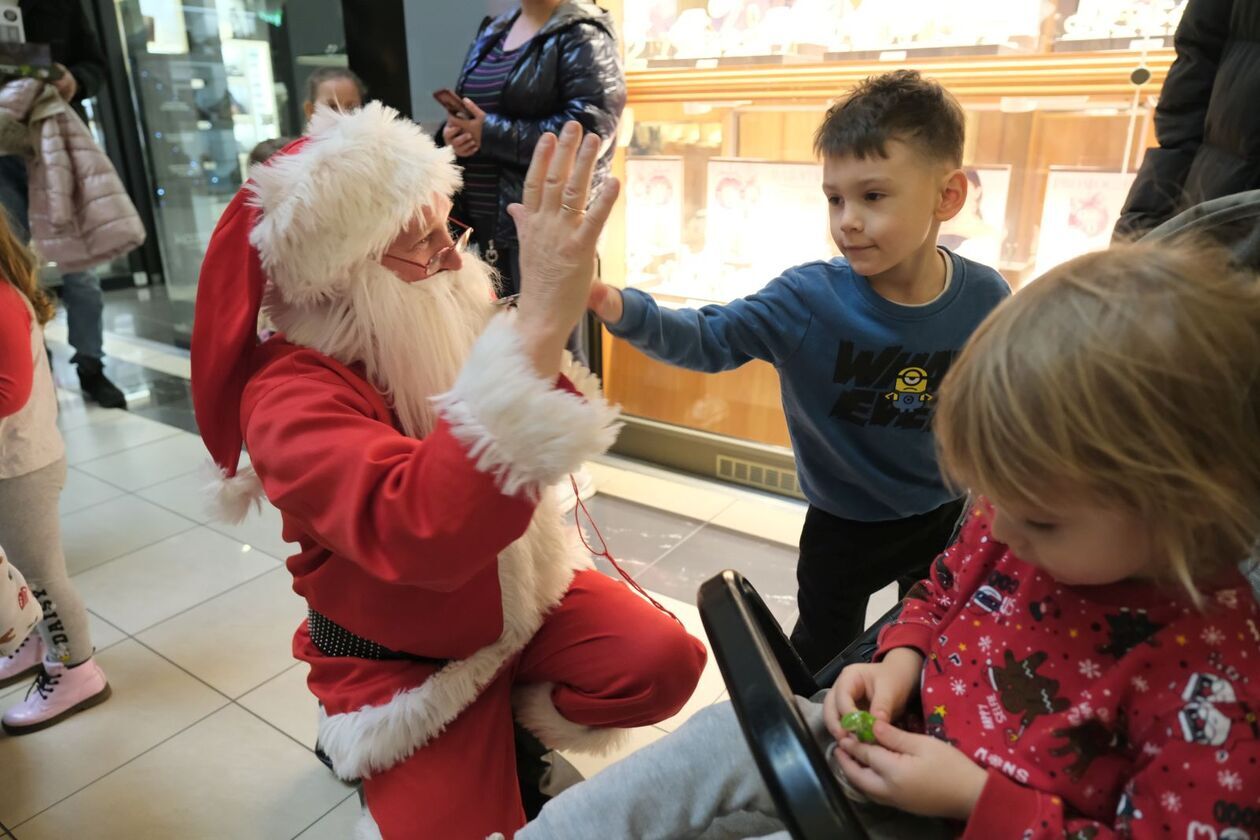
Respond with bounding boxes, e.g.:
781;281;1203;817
508;122;620;379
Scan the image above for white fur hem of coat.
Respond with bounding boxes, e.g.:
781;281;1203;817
512;681;631;756
317;494;597;781
434;311;620;500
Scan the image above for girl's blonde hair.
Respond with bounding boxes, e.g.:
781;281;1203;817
935;241;1260;603
0;213;53;325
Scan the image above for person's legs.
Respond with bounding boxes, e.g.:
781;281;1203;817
59;272;125;408
0;459;109;733
894;497;968;600
0;461;94;666
513;569;706;735
516;701;782;840
790;499;968;673
361;673;527;839
60;272;105;364
518;694;949;840
791;506;871;672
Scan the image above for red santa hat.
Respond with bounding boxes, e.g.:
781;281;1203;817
191;103;462;521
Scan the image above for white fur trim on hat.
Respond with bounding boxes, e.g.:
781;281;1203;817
512;682;631;756
434;312;621;499
246;102;462;305
201;461;265;525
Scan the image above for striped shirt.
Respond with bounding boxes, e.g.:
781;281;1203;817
460;36;526;230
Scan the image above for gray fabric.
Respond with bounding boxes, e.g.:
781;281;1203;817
516;699;951;840
1141;188;1260;271
0;458;94;664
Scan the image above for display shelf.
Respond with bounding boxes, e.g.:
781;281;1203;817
625;49;1174;104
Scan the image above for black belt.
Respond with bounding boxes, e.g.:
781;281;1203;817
307;609;449;666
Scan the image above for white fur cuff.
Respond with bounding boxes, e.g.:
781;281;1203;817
435;312;620;498
512;682;630;756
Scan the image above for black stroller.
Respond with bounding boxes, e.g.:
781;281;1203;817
697;191;1260;840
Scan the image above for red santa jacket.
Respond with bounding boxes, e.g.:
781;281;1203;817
238;313;621;780
241;338;534;657
878;503;1260;840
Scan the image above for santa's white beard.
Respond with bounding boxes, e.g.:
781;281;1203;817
264;255;498;438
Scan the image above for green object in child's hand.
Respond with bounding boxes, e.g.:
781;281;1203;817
841;710;877;744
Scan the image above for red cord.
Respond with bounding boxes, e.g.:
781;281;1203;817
570;475;683;627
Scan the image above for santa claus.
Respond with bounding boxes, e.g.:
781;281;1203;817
190;104;706;839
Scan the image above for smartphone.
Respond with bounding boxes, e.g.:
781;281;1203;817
433;89;471;120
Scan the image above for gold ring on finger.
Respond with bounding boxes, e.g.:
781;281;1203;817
560;202;586;216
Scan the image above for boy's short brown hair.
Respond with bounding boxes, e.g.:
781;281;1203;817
814;70;965;167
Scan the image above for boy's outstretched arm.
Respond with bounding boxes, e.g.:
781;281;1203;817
588;272;814;372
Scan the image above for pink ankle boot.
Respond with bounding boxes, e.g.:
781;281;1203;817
0;633;45;689
2;657;110;734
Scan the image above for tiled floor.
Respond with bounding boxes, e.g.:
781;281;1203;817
9;313;898;838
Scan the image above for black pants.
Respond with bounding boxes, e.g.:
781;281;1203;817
789;497;968;673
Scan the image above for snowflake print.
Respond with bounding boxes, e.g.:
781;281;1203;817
1219;770;1242;791
1161;792;1182;813
1143;742;1160;757
939;597;953;609
1201;627;1225;646
979;636;993;653
1216;589;1239;609
951;678;967;696
1131;675;1149;693
1079;659;1102;679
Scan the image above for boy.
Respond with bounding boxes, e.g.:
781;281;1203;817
588;70;1010;671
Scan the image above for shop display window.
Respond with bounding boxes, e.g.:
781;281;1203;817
602;0;1174;479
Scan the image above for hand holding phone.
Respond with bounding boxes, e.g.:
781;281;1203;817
433;88;471;120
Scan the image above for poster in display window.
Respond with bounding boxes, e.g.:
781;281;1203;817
624;157;685;291
1032;168;1136;280
703;158;831;303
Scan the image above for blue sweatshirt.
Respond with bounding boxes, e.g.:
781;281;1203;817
607;250;1011;521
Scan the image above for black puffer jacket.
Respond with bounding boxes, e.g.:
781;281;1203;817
441;2;625;247
1115;0;1260;236
17;0;107;122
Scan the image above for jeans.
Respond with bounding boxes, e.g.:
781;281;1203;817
0;155;105;362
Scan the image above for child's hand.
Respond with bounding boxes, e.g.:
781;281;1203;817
833;720;987;820
588;282;624;324
823;647;922;741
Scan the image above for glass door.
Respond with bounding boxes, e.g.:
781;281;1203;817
107;0;348;343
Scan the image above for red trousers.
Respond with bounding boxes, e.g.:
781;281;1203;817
358;570;706;839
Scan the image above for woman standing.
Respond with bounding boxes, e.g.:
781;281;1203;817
441;0;624;309
442;0;625;508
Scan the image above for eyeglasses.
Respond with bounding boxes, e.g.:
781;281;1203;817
383;217;474;277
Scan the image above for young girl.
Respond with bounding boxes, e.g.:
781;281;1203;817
0;214;109;732
508;240;1260;839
